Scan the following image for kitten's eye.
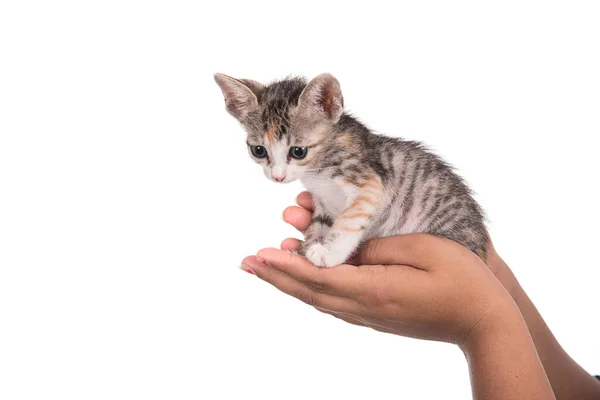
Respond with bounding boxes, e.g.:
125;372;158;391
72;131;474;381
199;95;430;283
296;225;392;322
289;147;308;160
251;146;268;158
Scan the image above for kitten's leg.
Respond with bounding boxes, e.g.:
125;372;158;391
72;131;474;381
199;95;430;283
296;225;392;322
297;196;332;255
305;178;384;267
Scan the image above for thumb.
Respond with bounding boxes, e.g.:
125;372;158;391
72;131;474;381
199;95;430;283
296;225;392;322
355;234;474;270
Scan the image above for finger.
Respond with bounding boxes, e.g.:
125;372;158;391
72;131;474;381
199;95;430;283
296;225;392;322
241;256;357;313
296;191;313;211
256;248;366;298
355;233;479;271
280;238;301;252
282;206;312;232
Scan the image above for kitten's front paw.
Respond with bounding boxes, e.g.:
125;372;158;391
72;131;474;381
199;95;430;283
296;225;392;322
305;243;345;268
297;240;312;257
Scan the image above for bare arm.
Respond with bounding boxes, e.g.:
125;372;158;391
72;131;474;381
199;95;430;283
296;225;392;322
486;245;600;400
242;234;556;400
461;302;555;400
276;191;600;399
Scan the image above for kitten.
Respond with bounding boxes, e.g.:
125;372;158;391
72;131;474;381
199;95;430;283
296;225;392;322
215;73;488;267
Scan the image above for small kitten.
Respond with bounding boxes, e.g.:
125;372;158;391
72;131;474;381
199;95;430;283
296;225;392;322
215;73;488;267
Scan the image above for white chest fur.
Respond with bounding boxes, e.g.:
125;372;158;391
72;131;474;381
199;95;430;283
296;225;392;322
301;175;348;217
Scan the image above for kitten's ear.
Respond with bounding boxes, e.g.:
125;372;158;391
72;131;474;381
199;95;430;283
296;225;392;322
298;73;344;123
237;79;265;97
214;73;263;121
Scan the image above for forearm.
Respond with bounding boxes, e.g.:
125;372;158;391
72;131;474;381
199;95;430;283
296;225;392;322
513;283;600;399
488;250;600;399
461;304;555;400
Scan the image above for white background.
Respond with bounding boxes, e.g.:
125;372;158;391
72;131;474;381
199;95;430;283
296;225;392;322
1;1;599;399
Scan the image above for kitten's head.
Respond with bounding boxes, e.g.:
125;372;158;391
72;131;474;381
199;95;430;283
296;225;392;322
214;73;344;183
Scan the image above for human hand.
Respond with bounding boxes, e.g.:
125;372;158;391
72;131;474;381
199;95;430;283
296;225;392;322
241;226;517;346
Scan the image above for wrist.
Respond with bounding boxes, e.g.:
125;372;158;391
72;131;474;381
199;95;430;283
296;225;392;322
458;297;524;355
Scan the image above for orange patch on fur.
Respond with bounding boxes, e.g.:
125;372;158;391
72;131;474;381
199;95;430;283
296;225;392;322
359;178;384;192
332;177;383;232
353;195;378;207
342;176;383;192
338;133;358;151
266;123;277;145
337;212;371;220
336;225;363;232
359;181;378;190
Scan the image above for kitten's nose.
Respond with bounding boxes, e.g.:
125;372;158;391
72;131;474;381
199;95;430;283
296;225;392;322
273;175;286;182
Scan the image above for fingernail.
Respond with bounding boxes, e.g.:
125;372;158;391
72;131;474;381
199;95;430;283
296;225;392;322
239;264;255;275
255;257;268;265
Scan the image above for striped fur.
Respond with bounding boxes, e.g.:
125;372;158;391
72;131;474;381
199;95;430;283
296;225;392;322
215;73;488;266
